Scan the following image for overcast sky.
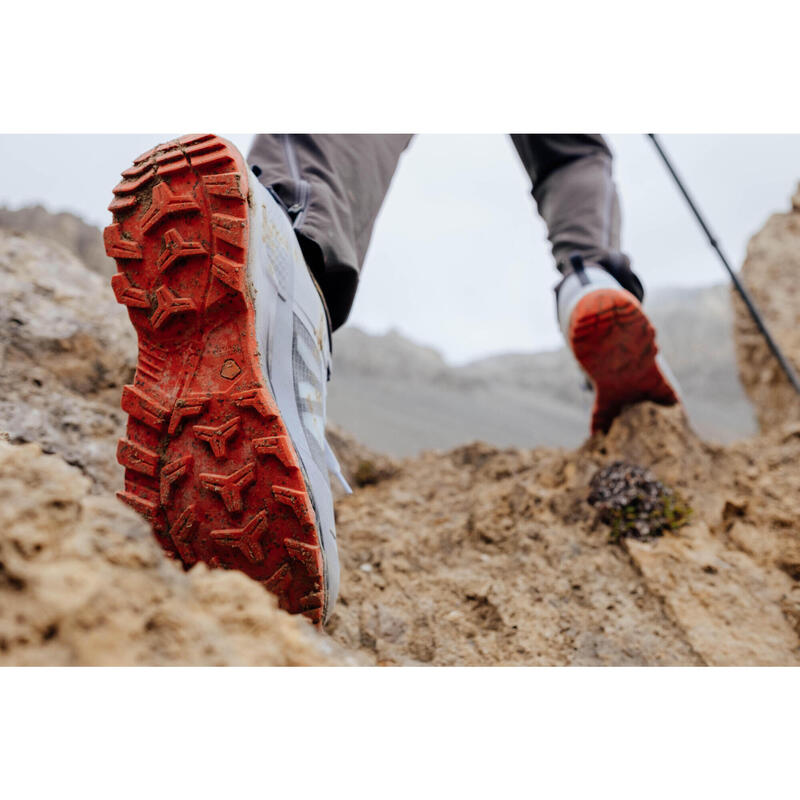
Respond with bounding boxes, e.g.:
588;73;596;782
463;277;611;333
1;134;797;363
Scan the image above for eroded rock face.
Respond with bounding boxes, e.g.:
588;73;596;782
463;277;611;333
0;440;356;665
733;184;800;432
0;230;135;491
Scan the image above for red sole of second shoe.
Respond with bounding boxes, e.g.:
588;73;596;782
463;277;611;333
568;288;679;434
105;134;325;624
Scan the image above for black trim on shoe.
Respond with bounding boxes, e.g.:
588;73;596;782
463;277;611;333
569;253;590;286
597;252;645;302
556;250;646;303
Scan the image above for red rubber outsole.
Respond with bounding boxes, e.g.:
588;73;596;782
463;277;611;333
568;288;679;435
105;134;325;625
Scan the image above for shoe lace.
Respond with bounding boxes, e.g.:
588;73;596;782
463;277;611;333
324;439;352;494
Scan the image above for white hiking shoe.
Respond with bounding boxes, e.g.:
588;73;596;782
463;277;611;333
106;134;348;625
556;255;680;434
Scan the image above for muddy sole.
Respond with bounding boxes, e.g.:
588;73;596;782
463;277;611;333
569;288;679;434
105;134;325;624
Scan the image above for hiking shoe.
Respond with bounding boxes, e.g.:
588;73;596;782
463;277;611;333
556;255;680;434
105;134;348;625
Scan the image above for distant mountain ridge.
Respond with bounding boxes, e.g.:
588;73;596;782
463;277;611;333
0;204;115;278
328;284;757;455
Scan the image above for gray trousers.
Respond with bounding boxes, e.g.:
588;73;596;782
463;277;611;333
247;134;639;331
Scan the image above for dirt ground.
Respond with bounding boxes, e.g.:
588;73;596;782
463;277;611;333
1;188;799;666
329;403;800;665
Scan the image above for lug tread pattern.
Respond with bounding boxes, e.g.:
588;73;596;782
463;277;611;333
111;273;149;308
151;285;197;330
199;462;256;513
166;504;199;564
252;435;298;470
157;228;207;274
117;490;160;524
117;438;159;476
209;510;269;563
569;288;680;434
232;387;279;419
193;416;240;458
168;393;209;435
160;455;193;505
105;135;326;623
104;224;142;259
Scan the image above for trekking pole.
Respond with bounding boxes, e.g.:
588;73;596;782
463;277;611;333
647;133;800;395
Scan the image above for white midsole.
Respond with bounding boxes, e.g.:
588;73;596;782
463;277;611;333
556;266;630;341
246;174;340;617
557;267;683;400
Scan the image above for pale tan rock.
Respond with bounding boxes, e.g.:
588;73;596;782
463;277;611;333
625;524;799;666
733;188;800;431
0;440;358;666
0;230;135;491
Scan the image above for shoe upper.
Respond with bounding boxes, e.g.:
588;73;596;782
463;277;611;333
555;254;634;341
555;253;682;402
247;172;346;619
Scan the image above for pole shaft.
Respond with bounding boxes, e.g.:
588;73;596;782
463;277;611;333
647;133;800;395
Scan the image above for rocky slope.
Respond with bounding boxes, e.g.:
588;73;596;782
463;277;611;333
328;399;800;665
1;192;799;665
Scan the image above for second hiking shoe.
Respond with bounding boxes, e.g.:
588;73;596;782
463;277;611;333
105;134;344;624
557;256;680;434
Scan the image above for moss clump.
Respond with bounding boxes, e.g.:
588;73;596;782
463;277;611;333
354;460;379;487
588;460;692;542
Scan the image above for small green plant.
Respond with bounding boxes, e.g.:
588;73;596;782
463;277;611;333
354;460;378;487
588;461;692;542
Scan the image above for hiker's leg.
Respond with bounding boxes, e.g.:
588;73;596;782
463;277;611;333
509;134;641;298
510;134;677;434
248;134;413;330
